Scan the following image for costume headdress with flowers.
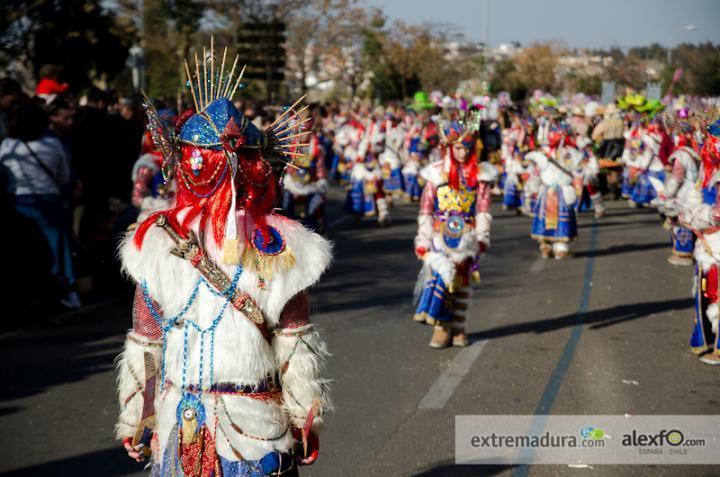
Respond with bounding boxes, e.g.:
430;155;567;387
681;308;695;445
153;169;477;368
437;111;482;190
135;39;309;266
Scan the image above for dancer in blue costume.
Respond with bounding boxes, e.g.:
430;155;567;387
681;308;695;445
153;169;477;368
681;118;720;365
413;112;497;348
528;129;578;260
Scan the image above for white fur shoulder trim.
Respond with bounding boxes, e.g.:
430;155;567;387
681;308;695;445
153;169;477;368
420;162;445;186
478;162;499;182
695;230;720;269
350;163;381;182
283;175;327;196
119;211;333;324
525;151;548;168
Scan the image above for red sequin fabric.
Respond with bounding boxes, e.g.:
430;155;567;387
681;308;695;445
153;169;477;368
277;291;310;329
180;426;219;477
132;286;163;340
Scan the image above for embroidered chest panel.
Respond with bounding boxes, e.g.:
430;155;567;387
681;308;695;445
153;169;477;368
436;184;476;214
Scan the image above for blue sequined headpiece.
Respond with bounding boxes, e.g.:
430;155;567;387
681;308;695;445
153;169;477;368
443;121;476;149
439;111;481;150
179;98;263;150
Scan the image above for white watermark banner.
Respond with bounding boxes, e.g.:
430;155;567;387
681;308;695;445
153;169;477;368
456;415;720;465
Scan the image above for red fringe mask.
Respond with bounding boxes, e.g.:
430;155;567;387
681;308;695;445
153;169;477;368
134;145;278;250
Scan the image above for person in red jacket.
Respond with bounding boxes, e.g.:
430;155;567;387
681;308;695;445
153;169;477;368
35;65;69;104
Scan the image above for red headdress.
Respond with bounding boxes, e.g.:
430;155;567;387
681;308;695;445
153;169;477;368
134;41;309;265
438;112;481;189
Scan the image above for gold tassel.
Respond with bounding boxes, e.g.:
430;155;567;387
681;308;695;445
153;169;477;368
222;238;241;265
240;242;296;289
280;249;296;270
181;414;198;445
241;244;255;270
472;270;481;283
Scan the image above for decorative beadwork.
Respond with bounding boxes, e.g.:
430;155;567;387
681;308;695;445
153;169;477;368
190;148;203;175
177;160;229;198
141;265;242;390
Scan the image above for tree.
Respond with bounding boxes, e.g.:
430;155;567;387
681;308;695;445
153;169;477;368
490;58;526;100
605;53;646;91
511;42;561;94
284;0;363;96
0;0;131;90
383;21;426;99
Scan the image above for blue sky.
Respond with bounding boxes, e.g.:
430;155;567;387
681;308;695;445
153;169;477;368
364;0;720;49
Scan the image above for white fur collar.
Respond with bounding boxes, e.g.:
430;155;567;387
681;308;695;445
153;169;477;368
420;161;446;187
351;162;381;181
431;232;478;263
379;150;401;168
283;175;327;196
120;210;333;324
695;230;720;270
478;162;499;183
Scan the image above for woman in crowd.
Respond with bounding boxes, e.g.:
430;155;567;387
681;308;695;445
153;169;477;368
0;99;80;308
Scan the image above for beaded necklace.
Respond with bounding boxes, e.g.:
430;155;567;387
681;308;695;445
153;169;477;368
180;158;227;187
177;160;230;198
142;265;243;441
141;265;242;389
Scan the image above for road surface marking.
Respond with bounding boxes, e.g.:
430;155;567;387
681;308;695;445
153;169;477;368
529;257;546;273
417;339;490;410
513;218;598;475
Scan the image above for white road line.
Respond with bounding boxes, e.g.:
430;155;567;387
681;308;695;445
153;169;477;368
417;339;490;410
530;256;546;274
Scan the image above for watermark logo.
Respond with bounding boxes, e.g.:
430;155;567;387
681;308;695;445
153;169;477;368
580;426;605;441
621;429;705;448
455;415;720;464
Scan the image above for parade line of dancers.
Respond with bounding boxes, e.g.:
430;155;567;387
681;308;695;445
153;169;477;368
116;43;717;475
130;87;720;361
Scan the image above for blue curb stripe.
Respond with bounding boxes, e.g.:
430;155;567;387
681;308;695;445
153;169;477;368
513;218;598;476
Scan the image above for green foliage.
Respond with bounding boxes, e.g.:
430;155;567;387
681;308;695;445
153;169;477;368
3;0;718;102
575;75;602;95
0;0;130;90
596;42;720;96
360;12;399;101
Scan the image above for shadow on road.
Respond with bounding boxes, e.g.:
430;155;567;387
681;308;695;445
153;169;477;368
577;218;662;229
597;207;659;217
0;446;141;477
467;298;693;343
412;461;514;476
0;319;126;405
574;241;668;258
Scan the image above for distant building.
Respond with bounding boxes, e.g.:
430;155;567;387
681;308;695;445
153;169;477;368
556;50;614;76
444;41;486;61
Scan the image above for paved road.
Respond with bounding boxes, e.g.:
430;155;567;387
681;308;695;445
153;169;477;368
1;189;717;477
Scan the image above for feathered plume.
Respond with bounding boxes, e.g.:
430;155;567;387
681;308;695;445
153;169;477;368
140;91;181;182
262;94;312;179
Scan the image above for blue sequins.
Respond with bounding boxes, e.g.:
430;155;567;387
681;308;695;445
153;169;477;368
176;392;206;431
252;226;285;255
